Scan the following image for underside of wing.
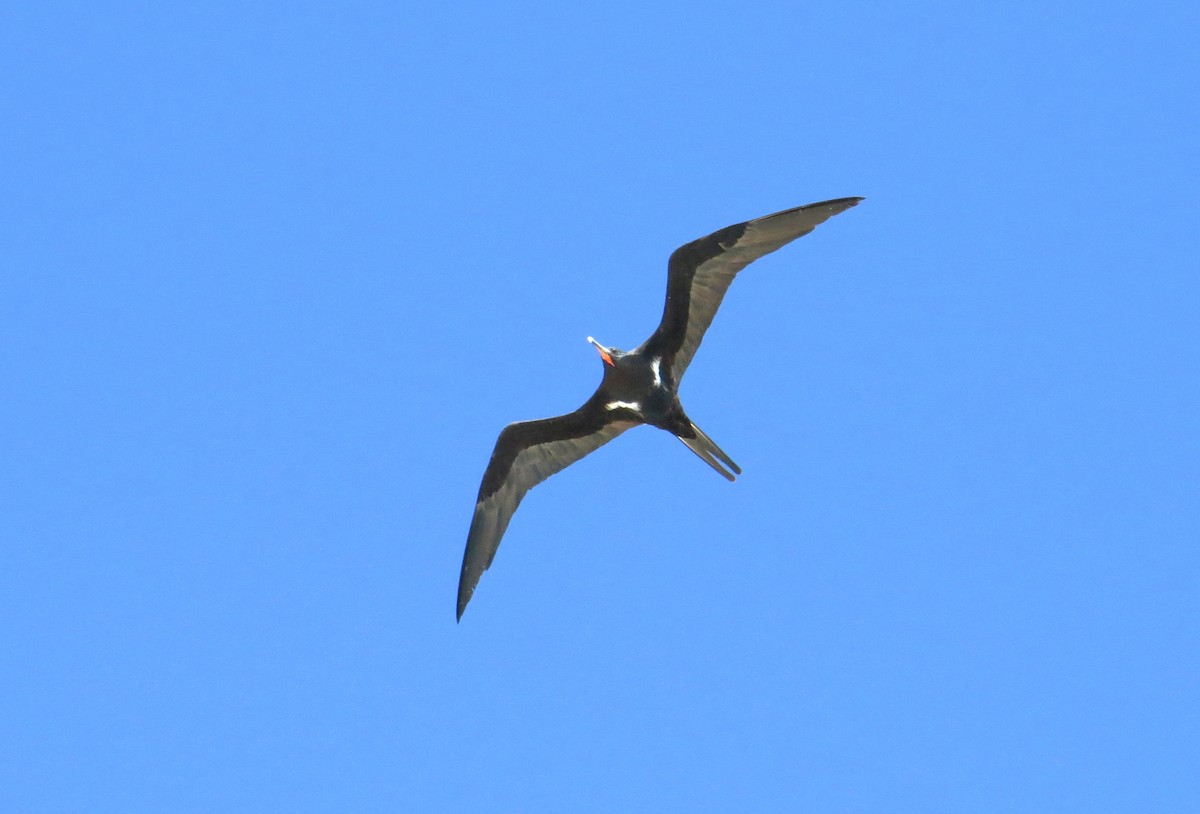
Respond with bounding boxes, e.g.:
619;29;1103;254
643;197;863;378
457;398;636;620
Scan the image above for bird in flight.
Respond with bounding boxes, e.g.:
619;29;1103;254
457;197;863;620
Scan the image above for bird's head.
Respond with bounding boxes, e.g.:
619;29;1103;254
587;336;622;367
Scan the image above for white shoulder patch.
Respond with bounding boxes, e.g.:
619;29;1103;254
605;400;642;413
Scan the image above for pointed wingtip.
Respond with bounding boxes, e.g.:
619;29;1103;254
833;196;865;209
820;196;865;220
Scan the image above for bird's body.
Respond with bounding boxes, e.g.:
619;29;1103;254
457;197;863;620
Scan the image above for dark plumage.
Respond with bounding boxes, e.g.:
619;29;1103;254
457;197;863;620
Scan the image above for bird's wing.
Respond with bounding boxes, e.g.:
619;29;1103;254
642;197;863;380
457;396;636;620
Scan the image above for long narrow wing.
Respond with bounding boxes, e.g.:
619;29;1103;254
642;197;863;380
457;395;637;620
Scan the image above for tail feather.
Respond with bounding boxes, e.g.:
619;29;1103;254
676;421;741;481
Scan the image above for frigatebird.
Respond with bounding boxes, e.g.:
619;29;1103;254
457;197;863;620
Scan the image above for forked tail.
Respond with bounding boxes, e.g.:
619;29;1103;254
676;421;741;481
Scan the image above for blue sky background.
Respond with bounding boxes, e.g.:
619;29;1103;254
3;1;1197;811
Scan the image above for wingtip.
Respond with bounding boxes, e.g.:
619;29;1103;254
832;196;865;208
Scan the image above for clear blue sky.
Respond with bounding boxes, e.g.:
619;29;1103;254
3;2;1197;811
